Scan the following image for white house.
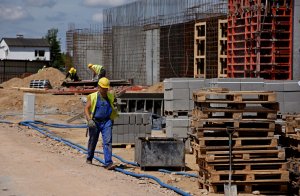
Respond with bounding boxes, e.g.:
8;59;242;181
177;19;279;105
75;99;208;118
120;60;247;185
0;36;50;61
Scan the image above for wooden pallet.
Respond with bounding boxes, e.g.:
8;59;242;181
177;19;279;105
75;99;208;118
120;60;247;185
199;169;289;183
193;136;278;150
197;158;287;172
194;102;279;110
193;90;277;103
191;118;276;129
192;107;277;120
190;127;275;138
199;181;288;194
195;148;286;163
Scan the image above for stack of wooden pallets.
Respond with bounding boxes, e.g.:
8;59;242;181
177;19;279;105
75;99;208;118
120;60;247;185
190;88;288;194
281;114;300;195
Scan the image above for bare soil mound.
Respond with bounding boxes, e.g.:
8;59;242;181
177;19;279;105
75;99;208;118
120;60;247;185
1;67;65;88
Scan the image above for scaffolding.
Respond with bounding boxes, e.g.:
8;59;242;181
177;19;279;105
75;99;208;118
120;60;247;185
103;0;227;85
66;24;103;80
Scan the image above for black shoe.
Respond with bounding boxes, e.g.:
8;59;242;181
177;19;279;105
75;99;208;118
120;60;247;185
105;163;116;170
86;159;92;164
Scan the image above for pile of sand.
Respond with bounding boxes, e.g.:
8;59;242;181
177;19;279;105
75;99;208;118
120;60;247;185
1;67;65;88
143;82;164;93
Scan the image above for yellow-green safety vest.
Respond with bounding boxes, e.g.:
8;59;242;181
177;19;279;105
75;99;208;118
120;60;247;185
88;91;118;120
91;64;103;75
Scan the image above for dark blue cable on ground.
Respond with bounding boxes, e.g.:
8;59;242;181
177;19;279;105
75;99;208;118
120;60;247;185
17;120;191;196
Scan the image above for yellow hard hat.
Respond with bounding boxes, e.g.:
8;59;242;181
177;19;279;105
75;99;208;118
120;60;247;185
70;67;76;74
88;63;93;68
98;77;110;89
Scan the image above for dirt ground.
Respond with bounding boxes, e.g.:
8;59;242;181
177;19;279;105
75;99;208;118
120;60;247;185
0;69;208;196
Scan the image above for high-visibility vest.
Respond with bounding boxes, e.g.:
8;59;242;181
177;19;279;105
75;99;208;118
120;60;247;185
91;64;103;75
88;91;118;120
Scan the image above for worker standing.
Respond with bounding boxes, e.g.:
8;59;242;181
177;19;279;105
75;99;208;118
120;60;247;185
65;67;80;81
88;63;106;81
84;77;118;170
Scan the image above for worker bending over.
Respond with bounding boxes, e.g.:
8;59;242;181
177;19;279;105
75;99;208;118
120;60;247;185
88;63;106;81
84;77;118;170
65;67;80;81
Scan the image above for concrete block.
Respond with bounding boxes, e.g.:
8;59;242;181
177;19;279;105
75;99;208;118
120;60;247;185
146;124;152;133
129;113;136;124
189;100;194;110
275;92;284;102
283;81;300;91
142;113;151;124
283;102;300;114
23;93;35;121
170;80;189;89
134;124;140;134
128;125;135;133
164;100;172;111
283;92;300;102
123;113;130;124
166;127;188;138
188;79;205;89
164;88;190;100
166;117;190;127
264;80;284;91
135;113;143;125
114;114;124;125
163;79;171;90
240;81;264;91
172;99;190;111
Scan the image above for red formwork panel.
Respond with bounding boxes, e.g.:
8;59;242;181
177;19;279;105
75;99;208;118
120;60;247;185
227;0;293;79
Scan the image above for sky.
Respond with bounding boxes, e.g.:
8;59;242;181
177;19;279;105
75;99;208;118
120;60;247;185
0;0;135;52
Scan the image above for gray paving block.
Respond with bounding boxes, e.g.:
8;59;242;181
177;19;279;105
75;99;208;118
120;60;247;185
283;81;300;91
264;80;284;91
146;124;151;134
128;125;135;133
112;133;118;143
173;99;190;111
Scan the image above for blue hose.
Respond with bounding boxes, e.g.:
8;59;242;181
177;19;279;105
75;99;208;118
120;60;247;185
19;121;191;196
158;169;198;178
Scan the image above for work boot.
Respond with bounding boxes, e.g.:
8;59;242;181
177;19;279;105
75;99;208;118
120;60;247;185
105;163;116;170
86;159;92;164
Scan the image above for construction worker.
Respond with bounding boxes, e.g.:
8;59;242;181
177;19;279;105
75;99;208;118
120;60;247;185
87;63;106;81
84;77;118;170
65;67;80;81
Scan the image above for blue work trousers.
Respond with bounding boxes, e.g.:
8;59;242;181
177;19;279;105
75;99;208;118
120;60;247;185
87;120;113;166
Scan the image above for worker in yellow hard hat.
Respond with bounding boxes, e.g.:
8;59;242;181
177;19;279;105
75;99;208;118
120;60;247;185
84;77;118;169
65;67;80;81
87;63;106;81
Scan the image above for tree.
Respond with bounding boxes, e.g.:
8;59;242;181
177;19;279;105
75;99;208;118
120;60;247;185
44;28;64;69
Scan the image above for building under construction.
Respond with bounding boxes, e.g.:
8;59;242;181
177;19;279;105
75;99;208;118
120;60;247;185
102;0;227;85
66;24;103;80
67;0;299;83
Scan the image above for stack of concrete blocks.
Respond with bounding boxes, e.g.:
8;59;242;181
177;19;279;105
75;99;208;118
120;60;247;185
264;80;300;114
164;78;205;150
112;112;151;144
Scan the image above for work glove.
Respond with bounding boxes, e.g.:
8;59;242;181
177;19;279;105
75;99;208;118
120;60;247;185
87;119;96;129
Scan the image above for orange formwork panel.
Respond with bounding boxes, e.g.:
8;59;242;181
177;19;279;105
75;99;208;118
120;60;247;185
227;0;293;80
